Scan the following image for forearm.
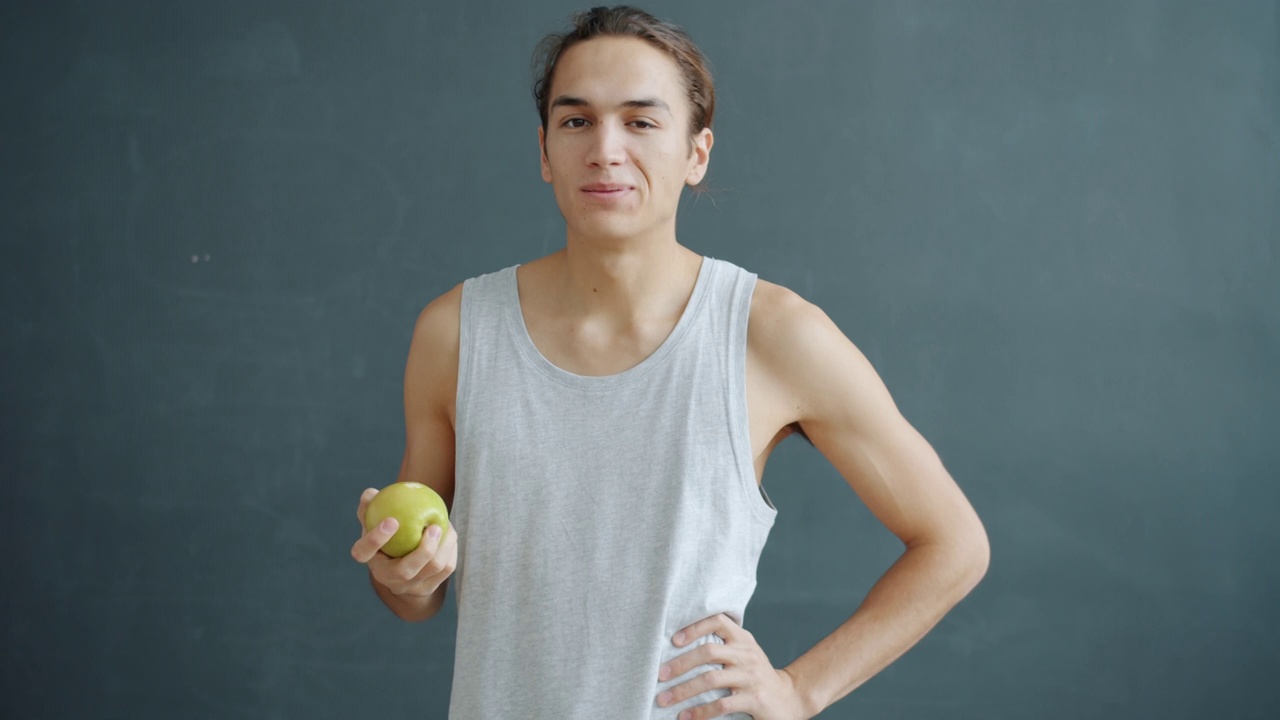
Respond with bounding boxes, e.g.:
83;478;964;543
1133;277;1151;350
783;541;989;717
370;571;449;623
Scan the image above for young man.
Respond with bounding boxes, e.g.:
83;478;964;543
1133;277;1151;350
350;6;989;719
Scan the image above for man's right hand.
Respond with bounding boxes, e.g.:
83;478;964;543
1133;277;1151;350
351;486;458;598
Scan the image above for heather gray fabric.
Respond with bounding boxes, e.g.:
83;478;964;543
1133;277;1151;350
448;255;778;719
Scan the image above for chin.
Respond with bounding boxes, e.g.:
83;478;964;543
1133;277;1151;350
566;214;648;242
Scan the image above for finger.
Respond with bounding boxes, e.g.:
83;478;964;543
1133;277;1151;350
688;692;747;720
661;641;735;683
355;487;378;525
425;523;447;553
657;668;741;711
400;523;447;577
350;517;398;564
438;521;456;549
427;523;459;574
675;613;735;648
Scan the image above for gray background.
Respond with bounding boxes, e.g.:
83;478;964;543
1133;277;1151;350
3;1;1277;718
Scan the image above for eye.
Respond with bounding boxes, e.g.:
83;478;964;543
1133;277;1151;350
561;118;589;129
630;120;656;129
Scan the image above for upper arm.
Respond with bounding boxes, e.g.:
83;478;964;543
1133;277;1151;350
755;285;988;557
395;282;463;513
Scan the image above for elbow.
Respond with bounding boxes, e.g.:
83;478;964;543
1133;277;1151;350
959;526;991;594
930;523;991;595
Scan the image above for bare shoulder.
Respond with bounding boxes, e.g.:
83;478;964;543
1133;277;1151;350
746;279;856;410
747;278;818;349
747;276;896;436
407;282;464;427
413;282;463;346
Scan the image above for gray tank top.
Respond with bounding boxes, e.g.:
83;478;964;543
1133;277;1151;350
448;255;778;719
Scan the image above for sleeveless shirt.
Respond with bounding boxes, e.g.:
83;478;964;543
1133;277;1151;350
448;255;778;719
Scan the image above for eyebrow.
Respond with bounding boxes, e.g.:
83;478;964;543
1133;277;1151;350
549;95;672;114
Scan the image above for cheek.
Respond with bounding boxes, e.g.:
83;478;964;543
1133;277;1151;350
543;139;568;169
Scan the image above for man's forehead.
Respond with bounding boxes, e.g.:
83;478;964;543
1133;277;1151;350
550;37;684;110
550;94;673;115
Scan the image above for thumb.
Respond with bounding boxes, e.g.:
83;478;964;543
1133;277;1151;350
356;487;378;525
351;516;400;564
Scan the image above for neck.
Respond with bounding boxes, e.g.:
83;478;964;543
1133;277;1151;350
550;228;702;331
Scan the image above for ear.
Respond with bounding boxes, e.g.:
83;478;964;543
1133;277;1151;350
539;125;553;183
685;127;714;187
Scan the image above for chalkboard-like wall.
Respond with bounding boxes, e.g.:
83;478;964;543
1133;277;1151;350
3;2;1277;717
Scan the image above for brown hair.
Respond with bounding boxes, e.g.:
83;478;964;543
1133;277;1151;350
532;6;716;186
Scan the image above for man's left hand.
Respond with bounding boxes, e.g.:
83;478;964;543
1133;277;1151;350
656;613;809;720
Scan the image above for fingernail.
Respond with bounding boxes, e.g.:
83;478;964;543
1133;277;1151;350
428;525;441;540
673;631;685;645
658;691;672;705
658;664;670;680
379;518;395;532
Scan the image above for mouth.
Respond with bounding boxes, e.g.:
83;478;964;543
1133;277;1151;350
581;184;633;199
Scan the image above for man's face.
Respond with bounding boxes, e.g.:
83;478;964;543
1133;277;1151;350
539;36;712;241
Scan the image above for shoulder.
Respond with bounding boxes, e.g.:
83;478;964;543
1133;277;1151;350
747;277;818;334
413;282;463;350
406;282;464;420
747;277;880;424
408;261;523;393
747;277;839;374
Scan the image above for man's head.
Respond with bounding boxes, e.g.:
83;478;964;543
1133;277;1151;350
532;6;716;241
533;7;716;160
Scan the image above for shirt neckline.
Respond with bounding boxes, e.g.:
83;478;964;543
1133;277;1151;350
505;255;715;390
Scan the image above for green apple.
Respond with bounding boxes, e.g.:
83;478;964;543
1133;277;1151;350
363;481;450;558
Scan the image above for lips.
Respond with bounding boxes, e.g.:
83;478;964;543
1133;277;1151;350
581;183;632;194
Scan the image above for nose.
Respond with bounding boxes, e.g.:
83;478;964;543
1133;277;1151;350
585;121;627;168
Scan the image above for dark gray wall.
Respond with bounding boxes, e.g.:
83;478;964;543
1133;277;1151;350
4;1;1277;718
